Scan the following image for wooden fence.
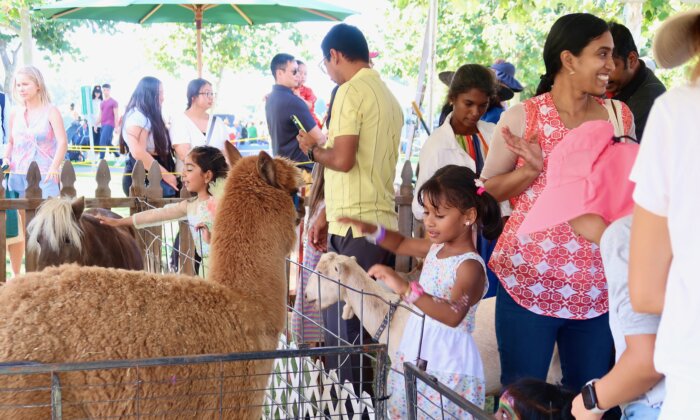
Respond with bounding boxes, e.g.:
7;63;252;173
0;159;419;282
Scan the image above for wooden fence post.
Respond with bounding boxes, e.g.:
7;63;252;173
95;160;111;202
129;161;147;268
144;161;164;274
396;160;415;272
60;160;76;199
24;162;42;272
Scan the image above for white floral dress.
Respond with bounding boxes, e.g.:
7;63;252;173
387;244;487;419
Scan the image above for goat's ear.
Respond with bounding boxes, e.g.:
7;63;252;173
71;196;85;219
257;151;279;188
341;302;355;320
224;141;242;167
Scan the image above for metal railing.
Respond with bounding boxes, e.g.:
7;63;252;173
403;362;492;420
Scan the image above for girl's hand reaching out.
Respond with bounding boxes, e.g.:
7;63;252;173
338;217;378;235
95;214;129;227
368;264;409;296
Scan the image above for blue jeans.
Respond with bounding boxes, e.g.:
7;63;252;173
99;124;115;159
495;285;614;391
623;402;661;419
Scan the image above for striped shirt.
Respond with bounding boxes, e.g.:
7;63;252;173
324;68;404;237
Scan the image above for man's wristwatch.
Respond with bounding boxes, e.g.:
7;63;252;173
307;144;318;162
581;379;606;414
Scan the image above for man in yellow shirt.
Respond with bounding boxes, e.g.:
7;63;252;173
298;23;404;398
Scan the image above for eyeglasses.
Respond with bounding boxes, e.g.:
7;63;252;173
198;92;216;98
318;58;328;75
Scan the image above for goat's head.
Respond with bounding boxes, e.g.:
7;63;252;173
305;252;359;317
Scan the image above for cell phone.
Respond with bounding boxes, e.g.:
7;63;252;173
291;115;306;133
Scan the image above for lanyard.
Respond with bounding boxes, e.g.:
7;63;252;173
456;131;489;175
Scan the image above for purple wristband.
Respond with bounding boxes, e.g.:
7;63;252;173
366;225;386;245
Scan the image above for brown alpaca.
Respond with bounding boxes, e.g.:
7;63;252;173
0;152;302;419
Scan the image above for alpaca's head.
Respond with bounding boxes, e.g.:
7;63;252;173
305;252;359;311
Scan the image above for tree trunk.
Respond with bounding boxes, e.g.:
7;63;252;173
0;39;20;95
20;7;33;66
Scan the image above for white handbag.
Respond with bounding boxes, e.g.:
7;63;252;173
604;99;626;138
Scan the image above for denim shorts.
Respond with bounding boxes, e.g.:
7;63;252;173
8;173;60;199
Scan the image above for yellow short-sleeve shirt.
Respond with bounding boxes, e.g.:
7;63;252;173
324;68;404;237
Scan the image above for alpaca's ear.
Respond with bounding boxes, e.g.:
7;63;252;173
71;196;85;219
224;141;242;167
257;151;279;188
350;256;357;262
341;302;355;320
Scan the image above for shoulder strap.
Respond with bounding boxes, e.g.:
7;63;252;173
204;116;218;146
604;99;624;137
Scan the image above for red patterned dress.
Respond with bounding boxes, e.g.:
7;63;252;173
489;93;634;320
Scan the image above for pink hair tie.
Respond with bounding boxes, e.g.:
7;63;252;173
475;179;486;196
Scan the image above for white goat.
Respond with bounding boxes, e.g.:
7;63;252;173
305;252;562;396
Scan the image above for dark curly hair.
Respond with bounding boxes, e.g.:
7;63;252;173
417;165;503;240
187;146;228;194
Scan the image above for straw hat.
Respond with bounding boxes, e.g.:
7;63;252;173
653;9;700;68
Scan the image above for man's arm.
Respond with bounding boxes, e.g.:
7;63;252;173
113;102;120;129
300;133;358;173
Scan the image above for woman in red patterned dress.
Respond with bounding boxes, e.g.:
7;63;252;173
481;13;636;393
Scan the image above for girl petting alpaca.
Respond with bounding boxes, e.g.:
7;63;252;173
340;164;504;419
97;146;228;278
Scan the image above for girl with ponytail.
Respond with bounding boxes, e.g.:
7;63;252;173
340;165;503;418
480;13;636;394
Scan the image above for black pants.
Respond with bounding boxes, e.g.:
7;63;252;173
322;230;395;397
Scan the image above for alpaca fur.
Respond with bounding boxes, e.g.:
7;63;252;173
0;152;302;419
305;252;562;396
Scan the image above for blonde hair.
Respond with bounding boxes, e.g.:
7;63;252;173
13;66;51;106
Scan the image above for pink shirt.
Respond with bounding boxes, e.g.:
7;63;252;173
10;105;57;174
484;93;634;320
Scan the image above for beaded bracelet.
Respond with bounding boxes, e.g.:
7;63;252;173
365;225;386;245
403;281;425;304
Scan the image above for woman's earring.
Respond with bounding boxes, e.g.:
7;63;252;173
569;70;576;75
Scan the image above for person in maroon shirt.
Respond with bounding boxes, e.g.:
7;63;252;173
99;83;119;159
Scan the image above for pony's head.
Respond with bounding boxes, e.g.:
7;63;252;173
27;197;85;270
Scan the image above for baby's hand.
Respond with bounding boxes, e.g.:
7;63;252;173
368;264;408;296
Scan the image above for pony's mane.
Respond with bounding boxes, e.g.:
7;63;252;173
27;198;83;254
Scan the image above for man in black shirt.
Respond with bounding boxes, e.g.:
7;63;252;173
264;53;324;172
607;22;666;141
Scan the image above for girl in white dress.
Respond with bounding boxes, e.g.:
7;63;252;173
340;164;504;419
96;146;228;278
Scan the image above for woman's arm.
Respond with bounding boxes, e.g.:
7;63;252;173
173;143;191;162
3;111;15;164
369;259;485;328
47;107;68;182
125;125;178;190
629;205;672;314
338;217;432;258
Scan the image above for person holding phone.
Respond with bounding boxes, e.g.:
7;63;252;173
264;53;325;173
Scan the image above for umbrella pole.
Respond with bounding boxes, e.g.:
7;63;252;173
196;6;203;77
